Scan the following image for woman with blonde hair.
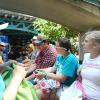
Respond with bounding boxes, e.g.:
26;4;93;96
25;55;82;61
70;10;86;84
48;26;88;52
60;31;100;100
80;31;100;99
26;44;35;60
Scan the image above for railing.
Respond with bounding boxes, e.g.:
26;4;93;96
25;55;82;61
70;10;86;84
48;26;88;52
83;0;100;7
0;9;38;35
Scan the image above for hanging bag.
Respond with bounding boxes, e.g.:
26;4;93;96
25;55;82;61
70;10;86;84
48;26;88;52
60;76;86;100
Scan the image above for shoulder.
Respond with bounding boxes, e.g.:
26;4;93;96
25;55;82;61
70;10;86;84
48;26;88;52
46;45;57;56
56;54;62;58
48;45;57;52
67;52;78;61
84;53;90;60
66;53;79;67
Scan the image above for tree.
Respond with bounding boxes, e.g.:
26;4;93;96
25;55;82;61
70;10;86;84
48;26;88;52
33;18;79;51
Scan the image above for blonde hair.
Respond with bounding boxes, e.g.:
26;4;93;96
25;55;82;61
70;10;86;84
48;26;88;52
85;31;100;44
27;44;34;50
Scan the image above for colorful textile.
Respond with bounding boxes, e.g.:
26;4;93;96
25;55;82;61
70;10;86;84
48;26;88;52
39;78;60;93
35;45;57;69
2;64;38;100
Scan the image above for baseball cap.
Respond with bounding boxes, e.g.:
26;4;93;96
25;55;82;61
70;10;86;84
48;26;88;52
34;35;48;45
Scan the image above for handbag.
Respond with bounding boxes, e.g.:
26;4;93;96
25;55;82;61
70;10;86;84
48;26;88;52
2;64;38;100
34;70;60;93
38;78;60;93
60;76;86;100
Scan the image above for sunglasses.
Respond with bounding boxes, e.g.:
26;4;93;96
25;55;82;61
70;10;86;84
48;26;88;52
56;46;67;51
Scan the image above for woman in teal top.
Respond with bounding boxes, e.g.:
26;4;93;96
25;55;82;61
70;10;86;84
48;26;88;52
55;52;78;86
34;38;79;100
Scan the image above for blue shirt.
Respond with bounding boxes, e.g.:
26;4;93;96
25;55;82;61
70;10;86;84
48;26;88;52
0;75;5;100
54;52;79;86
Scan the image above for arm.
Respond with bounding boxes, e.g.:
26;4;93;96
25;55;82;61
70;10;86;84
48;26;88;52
35;70;67;82
2;65;26;100
27;66;56;80
26;65;36;77
35;66;67;82
47;73;67;82
0;60;17;70
39;66;56;73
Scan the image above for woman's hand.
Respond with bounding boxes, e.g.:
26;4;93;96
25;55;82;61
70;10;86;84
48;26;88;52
13;65;27;79
2;65;27;100
34;70;47;79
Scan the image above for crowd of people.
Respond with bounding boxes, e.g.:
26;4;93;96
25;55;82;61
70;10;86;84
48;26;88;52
0;30;100;100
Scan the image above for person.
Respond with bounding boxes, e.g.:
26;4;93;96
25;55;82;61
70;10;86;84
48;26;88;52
0;41;8;64
0;59;18;100
16;47;28;63
34;38;79;100
31;36;39;60
26;35;57;78
22;43;38;65
2;65;27;100
34;35;57;69
79;31;100;100
26;43;37;60
0;42;18;100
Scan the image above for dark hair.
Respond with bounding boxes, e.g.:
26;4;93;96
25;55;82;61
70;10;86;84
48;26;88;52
58;38;71;51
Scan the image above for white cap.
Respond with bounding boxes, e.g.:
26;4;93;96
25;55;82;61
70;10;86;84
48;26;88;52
0;23;9;30
0;41;8;47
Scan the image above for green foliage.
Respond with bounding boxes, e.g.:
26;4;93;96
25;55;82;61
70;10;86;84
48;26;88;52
33;18;79;51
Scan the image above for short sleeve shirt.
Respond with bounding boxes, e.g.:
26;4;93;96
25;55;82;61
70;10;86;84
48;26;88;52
81;53;100;99
35;45;57;69
54;52;79;86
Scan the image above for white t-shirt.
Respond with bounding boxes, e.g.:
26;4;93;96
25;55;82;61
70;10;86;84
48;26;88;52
81;53;100;100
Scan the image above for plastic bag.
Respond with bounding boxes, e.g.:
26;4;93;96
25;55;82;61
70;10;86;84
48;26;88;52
60;80;83;100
